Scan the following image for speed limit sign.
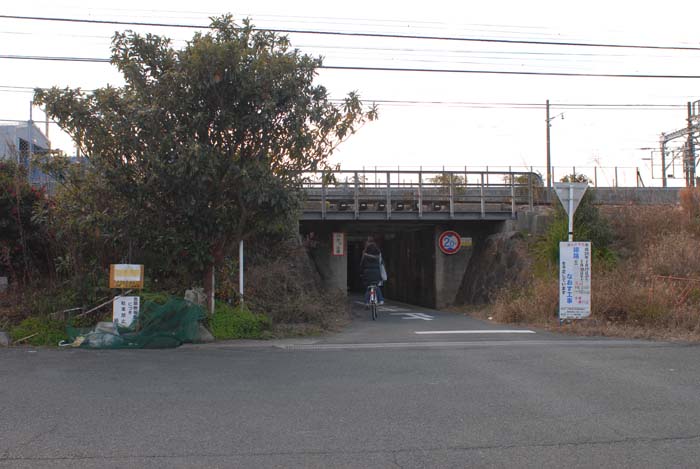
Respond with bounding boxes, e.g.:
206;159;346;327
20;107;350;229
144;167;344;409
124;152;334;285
438;230;461;255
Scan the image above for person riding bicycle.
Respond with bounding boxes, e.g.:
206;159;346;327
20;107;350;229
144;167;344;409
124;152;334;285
360;238;385;305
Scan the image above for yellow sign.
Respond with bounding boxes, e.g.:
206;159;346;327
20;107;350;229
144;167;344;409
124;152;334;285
109;264;144;289
461;237;473;248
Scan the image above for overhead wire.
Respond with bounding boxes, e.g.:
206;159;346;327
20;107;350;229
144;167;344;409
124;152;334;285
2;54;700;79
2;14;700;52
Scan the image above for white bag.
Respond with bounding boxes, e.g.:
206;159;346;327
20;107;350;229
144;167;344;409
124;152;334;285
380;254;388;281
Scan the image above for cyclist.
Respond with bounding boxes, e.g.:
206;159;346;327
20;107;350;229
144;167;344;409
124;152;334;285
360;238;385;305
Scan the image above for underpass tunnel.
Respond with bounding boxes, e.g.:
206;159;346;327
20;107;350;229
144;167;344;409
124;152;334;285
301;221;504;309
345;230;435;306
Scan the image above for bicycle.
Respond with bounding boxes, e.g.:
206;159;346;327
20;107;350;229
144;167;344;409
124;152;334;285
367;283;379;320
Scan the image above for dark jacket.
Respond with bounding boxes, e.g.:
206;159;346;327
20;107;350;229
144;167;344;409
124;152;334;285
360;245;383;286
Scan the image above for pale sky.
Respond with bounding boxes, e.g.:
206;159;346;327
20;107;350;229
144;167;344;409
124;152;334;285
2;0;700;186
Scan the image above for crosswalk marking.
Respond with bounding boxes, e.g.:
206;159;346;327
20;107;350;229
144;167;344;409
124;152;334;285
390;312;434;321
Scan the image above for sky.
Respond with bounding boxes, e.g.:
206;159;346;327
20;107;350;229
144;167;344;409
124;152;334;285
2;0;700;187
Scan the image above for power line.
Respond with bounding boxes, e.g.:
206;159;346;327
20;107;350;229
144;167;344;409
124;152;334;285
2;14;700;52
321;65;700;79
0;54;110;63
3;54;700;79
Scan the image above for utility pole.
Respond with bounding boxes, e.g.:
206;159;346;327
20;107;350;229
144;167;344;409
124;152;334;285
28;101;33;178
660;135;667;188
546;99;551;189
687;101;696;187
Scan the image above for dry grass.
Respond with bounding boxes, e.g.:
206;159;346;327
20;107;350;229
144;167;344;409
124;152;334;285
243;243;350;331
480;202;700;341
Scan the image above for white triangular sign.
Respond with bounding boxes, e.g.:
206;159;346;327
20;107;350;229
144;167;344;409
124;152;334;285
553;182;588;216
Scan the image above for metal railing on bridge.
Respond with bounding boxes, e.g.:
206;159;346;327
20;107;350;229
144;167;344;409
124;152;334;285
301;169;544;221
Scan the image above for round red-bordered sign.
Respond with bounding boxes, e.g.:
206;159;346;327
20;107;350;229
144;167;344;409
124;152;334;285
438;230;461;255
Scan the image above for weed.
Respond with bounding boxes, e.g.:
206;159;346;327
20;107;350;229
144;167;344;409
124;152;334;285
210;301;271;340
10;316;67;346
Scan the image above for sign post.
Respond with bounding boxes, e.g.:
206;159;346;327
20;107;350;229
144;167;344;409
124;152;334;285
559;241;591;320
109;264;144;327
553;182;587;242
552;183;590;321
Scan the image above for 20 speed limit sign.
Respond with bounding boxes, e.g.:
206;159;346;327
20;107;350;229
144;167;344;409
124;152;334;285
438;230;461;255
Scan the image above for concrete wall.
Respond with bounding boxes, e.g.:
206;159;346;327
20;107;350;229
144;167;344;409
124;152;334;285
308;231;347;293
590;187;680;205
434;226;473;309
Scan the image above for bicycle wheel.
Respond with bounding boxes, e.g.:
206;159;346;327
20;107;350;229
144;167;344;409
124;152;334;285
371;302;377;320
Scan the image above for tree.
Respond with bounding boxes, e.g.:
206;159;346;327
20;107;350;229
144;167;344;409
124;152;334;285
35;15;377;309
0;161;53;285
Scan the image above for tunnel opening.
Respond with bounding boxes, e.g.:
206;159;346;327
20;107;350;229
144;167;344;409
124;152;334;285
301;220;503;309
346;228;438;307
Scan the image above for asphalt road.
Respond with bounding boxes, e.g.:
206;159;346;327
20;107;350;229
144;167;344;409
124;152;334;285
2;298;700;468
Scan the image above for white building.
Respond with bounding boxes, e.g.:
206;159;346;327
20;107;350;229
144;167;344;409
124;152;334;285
0;122;50;161
0;122;53;187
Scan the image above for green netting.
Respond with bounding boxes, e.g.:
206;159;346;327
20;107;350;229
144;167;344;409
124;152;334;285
65;298;206;349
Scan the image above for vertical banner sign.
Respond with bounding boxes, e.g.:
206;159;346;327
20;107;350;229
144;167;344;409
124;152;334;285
113;296;140;327
332;232;345;256
559;242;591;319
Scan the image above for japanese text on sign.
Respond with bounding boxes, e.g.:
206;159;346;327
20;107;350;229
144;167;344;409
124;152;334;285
559;242;591;319
109;264;144;289
112;296;140;327
332;232;345;256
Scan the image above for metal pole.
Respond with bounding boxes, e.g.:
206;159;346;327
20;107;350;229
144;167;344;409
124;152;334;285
28;101;33;176
510;168;515;218
480;173;485;218
321;170;326;220
688;102;696;187
386;172;391;219
418;170;423;219
354;171;359;220
615;167;618;187
568;185;574;242
449;173;454;219
594;166;598;188
239;240;244;304
546;99;551;189
661;136;667;188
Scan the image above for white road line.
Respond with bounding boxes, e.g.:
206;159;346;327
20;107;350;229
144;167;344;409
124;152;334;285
414;330;535;335
390;313;434;320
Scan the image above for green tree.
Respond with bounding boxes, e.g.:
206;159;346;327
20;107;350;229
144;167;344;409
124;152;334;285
0;161;53;284
35;15;377;308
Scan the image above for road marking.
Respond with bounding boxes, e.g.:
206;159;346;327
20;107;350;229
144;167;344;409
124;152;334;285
276;339;667;351
353;301;410;312
414;330;535;334
390;312;434;321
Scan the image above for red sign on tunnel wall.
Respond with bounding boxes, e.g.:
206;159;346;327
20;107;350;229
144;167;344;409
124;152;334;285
438;231;461;255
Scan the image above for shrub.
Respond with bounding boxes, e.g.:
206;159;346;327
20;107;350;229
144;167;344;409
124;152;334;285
534;187;614;271
640;232;700;279
490;275;558;324
139;291;170;305
210;301;271;340
10;316;67;346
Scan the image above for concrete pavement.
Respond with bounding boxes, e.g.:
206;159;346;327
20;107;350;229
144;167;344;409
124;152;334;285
2;298;700;468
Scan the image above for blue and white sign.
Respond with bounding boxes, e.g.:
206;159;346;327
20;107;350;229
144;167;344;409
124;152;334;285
559;242;591;319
